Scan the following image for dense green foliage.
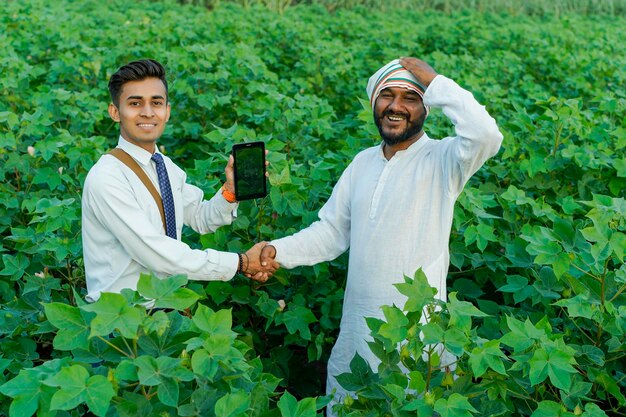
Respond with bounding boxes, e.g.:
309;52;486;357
176;0;626;16
1;0;625;415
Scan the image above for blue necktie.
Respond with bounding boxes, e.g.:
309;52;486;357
151;153;177;239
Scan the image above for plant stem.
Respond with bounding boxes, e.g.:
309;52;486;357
608;283;626;303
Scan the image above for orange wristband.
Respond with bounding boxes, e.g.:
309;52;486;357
222;185;237;203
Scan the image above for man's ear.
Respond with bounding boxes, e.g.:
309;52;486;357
108;103;120;122
165;102;171;123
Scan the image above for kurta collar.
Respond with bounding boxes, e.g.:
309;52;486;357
377;133;431;161
117;136;160;167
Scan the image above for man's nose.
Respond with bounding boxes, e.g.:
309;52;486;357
140;104;155;117
386;96;403;112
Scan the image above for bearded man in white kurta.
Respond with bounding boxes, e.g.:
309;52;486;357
260;57;503;413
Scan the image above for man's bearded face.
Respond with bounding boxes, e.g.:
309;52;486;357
374;87;426;146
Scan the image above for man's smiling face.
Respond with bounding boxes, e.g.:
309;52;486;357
108;77;170;153
374;86;426;146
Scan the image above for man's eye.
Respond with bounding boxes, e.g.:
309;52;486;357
153;101;163;106
130;102;141;106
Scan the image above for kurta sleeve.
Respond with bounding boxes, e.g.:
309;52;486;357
271;164;353;269
423;75;503;195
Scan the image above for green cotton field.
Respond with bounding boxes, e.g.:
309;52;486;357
0;0;625;416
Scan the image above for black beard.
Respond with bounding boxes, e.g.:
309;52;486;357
374;110;425;146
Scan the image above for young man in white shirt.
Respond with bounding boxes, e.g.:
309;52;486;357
259;57;504;413
82;59;276;302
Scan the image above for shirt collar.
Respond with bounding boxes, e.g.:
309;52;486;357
117;136;159;166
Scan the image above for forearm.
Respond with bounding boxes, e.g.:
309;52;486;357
183;185;238;234
425;75;503;158
89;181;239;281
271;220;350;269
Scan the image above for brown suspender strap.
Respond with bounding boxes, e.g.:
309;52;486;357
108;148;167;232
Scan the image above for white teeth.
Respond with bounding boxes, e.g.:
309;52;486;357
388;116;405;121
138;124;156;127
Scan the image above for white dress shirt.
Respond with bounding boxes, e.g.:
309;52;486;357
269;75;504;405
82;137;239;302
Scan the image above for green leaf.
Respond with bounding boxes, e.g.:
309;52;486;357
377;305;408;346
421;322;444;345
582;403;610;417
408;371;426;393
157;377;179;407
43;303;91;351
0;371;41;417
135;355;194;390
591;370;626;404
394;269;437;313
444;327;468;357
475;223;498;252
561;381;592;410
447;292;489;332
469;340;508;377
137;273;199;311
84;375;115;417
0;111;19;130
402;398;433;414
135;356;162;386
0;253;29;279
45;365;90;411
501;316;546;352
609;232;625;262
554;294;598;320
192;305;235;340
191;349;218;381
335;353;373;391
275;304;317;340
498;275;533;303
434;393;478;417
277;391;316;417
214;390;250;417
80;292;143;339
530;401;566;417
528;341;578;390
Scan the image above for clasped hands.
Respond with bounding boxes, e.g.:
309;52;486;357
241;242;279;283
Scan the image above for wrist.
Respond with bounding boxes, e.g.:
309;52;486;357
222;184;237;203
236;253;243;274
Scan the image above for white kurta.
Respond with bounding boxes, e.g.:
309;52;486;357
270;75;503;407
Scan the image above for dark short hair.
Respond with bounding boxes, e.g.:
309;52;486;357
108;59;168;107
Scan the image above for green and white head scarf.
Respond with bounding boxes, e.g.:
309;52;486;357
366;59;429;115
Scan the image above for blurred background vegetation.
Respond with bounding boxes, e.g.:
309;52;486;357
174;0;626;15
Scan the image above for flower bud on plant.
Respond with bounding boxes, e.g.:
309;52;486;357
343;395;354;407
400;345;410;359
58;167;64;175
442;370;454;387
27;146;35;156
574;405;583;415
108;368;119;392
277;299;286;311
180;349;190;366
424;391;435;406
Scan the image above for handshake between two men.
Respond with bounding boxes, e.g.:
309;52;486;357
240;243;279;283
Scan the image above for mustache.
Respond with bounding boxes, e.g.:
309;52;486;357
382;110;410;119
